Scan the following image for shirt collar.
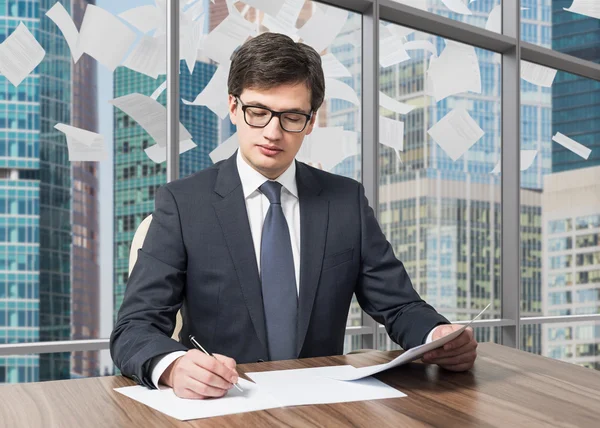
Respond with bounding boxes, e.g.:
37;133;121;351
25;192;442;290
236;149;298;199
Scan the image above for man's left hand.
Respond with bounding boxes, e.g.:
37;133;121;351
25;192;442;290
421;324;478;372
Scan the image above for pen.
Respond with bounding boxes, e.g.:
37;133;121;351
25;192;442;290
189;335;244;392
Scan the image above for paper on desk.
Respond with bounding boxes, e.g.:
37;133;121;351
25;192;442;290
521;60;557;88
0;23;45;87
46;3;82;62
77;5;136;72
246;365;406;407
114;378;280;421
210;132;239;163
321;303;491;382
109;93;192;147
380;92;415;115
182;62;230;119
427;108;484;161
491;150;537;174
564;0;600;20
54;123;108;162
325;78;360;106
297;5;348;53
118;5;162;33
322;53;352;78
145;139;197;163
552;132;592;160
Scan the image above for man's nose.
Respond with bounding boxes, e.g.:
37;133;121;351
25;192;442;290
263;116;283;140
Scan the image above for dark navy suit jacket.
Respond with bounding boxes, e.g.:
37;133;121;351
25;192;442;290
110;152;449;388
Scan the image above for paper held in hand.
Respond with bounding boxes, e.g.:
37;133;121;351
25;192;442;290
319;303;491;381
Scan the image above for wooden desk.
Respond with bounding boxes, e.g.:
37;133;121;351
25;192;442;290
1;343;599;427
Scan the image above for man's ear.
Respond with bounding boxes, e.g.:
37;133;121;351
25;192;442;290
304;110;318;136
228;94;238;125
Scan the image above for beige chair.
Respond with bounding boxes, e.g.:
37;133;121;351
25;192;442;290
128;214;184;341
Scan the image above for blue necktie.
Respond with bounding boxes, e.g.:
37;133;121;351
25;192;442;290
259;181;298;360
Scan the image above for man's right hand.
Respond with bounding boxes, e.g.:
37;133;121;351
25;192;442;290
159;349;239;399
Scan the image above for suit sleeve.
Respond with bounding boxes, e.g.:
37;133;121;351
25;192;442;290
110;186;188;388
354;183;449;350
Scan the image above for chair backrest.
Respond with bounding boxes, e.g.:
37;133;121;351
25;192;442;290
128;214;183;341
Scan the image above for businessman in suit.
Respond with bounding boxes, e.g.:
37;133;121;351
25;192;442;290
111;32;478;400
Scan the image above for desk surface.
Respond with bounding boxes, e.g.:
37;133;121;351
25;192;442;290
1;343;599;427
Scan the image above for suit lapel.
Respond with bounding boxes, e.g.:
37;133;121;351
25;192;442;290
296;162;329;355
212;153;268;355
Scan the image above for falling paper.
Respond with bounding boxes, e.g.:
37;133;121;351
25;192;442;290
210;132;239;163
240;0;284;17
386;24;415;40
109;93;192;147
150;80;167;100
564;0;600;20
321;53;352;78
183;0;205;21
203;12;256;64
182;19;204;74
379;92;415;115
77;5;136;71
262;0;305;37
486;5;531;33
261;16;300;41
145;140;197;163
46;2;82;62
491;150;538;174
379;34;410;68
183;62;231;119
427;40;481;102
379;116;405;157
297;5;348;53
324;78;360;106
54;123;108;162
427;108;484;161
118;5;162;33
442;0;472;15
521;60;557;88
552;132;592;160
0;23;45;87
403;40;437;56
297;127;359;171
122;35;166;79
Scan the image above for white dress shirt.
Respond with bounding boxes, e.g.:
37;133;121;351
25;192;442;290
149;151;436;388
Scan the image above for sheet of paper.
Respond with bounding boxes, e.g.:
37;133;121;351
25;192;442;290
261;15;300;41
203;13;255;64
122;35;166;79
379;35;410;68
427;108;484;161
521;60;557;88
46;2;82;62
552;132;592;160
442;0;472;15
210;132;239;163
184;0;205;21
55;123;108;162
182;19;204;74
403;40;437;56
182;62;231;119
427;40;481;102
240;0;284;17
491;150;538;174
321;53;351;78
380;116;405;157
150;80;167;100
263;0;305;30
486;5;530;33
379;92;415;115
297;127;359;171
0;23;46;87
297;5;348;53
145;139;197;163
115;378;280;421
564;0;600;20
118;5;162;33
325;78;360;106
109;93;192;147
321;303;491;382
246;366;406;407
77;5;136;72
386;24;415;40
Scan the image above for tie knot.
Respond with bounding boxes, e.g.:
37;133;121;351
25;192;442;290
260;181;282;204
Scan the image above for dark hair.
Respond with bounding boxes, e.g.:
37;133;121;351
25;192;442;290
228;32;325;113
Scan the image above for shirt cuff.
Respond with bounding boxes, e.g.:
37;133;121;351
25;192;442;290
424;327;437;344
150;351;187;389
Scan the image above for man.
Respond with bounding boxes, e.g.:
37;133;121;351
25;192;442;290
110;32;478;400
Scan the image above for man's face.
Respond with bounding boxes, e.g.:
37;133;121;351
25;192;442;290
228;83;316;179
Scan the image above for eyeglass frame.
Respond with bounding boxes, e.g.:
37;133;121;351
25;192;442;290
234;96;314;133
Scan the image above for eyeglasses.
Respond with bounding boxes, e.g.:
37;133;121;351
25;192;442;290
235;97;313;133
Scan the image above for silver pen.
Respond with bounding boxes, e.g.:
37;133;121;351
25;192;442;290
189;335;244;392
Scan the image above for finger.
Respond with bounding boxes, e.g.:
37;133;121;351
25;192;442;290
187;366;233;391
443;329;473;351
189;351;239;384
184;375;230;398
424;339;477;360
427;350;477;367
214;354;237;371
173;387;208;400
439;361;475;372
